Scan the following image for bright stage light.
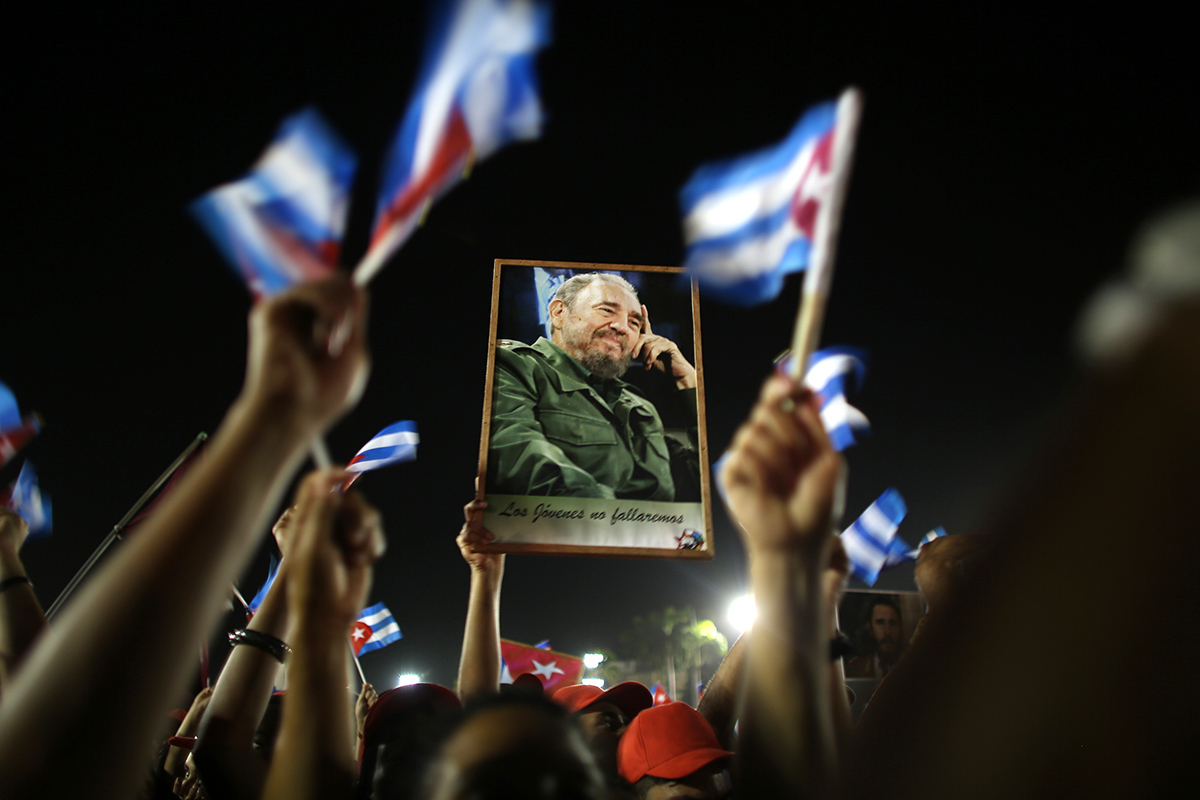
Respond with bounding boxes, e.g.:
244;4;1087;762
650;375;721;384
581;678;605;688
728;595;757;634
396;673;421;687
583;653;605;669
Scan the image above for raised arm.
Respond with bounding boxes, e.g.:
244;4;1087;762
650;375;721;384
261;472;385;800
719;374;843;800
0;275;369;800
194;510;300;800
0;508;46;691
455;497;505;701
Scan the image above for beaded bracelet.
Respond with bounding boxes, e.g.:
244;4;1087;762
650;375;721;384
228;628;291;663
0;575;33;593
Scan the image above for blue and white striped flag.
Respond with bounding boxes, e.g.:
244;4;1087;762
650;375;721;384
781;346;870;451
344;421;419;488
192;108;357;297
681;99;842;305
352;602;403;656
3;461;51;538
883;525;948;568
841;488;907;586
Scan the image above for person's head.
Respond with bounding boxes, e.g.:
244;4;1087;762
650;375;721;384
359;684;462;800
552;682;654;780
617;703;733;800
419;692;605;800
867;598;902;656
549;273;643;380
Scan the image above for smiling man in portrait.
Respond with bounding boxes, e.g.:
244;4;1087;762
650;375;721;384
487;272;700;502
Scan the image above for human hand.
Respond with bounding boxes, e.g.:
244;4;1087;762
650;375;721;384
286;470;386;638
176;687;214;736
719;374;842;556
174;754;208;800
271;506;298;559
354;682;377;739
241;273;370;435
0;507;30;556
633;304;697;390
457;498;505;577
913;534;989;614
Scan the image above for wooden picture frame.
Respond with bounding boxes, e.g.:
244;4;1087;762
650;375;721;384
475;259;712;559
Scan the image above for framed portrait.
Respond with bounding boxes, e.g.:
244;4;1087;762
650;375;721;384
837;589;927;720
475;259;712;558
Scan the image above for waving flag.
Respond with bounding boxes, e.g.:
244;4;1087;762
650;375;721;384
355;0;551;285
651;683;672;707
0;382;42;469
681;98;839;305
2;461;52;537
882;525;948;568
775;346;871;451
246;553;281;619
0;382;19;431
343;421;419;488
352;602;403;656
840;488;907;586
500;639;582;693
192;108;357;297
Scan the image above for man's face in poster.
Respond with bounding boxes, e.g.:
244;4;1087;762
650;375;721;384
870;603;902;655
550;279;644;380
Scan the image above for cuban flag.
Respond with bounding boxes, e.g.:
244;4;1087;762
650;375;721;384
681;89;861;306
355;0;550;286
0;382;41;469
245;554;281;619
776;346;870;451
840;488;907;586
192;108;357;297
352;602;403;656
651;683;672;706
499;638;583;693
2;461;52;538
343;421;419;488
882;525;947;568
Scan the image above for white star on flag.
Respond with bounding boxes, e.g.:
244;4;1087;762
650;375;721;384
531;659;564;679
352;627;369;641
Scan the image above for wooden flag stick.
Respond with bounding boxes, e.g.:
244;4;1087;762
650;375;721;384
787;87;864;379
348;640;367;685
309;437;333;470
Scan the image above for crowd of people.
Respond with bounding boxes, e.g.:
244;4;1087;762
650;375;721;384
2;201;1198;799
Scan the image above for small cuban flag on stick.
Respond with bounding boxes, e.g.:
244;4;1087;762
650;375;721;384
680;88;863;378
341;421;419;490
776;346;871;451
882;525;948;569
2;461;52;538
0;381;42;470
353;0;551;287
191;108;357;298
840;487;907;586
348;602;403;684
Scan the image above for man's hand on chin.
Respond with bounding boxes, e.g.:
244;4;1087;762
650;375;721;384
634;303;697;390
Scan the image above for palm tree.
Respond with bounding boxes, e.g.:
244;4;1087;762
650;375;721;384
621;606;728;705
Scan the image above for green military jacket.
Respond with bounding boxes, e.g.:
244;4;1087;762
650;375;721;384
487;337;697;500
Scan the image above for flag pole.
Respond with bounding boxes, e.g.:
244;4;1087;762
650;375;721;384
46;432;208;620
348;641;367;685
787;88;864;379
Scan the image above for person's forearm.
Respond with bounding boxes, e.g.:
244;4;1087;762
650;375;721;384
0;546;46;690
457;567;503;701
739;549;838;800
696;630;746;750
262;623;356;800
0;395;311;800
195;561;292;800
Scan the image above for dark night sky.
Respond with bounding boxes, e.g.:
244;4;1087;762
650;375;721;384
4;4;1197;689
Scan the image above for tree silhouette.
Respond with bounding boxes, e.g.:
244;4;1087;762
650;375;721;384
621;606;728;705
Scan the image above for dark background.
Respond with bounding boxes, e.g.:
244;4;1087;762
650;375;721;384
4;2;1197;690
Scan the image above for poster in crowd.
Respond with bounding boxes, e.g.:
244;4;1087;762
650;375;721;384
838;589;927;719
476;259;712;559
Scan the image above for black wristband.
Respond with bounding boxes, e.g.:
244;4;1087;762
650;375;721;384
0;575;33;593
830;633;855;662
228;628;291;663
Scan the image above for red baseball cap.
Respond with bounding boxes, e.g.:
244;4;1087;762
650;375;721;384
617;702;734;784
551;681;653;720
